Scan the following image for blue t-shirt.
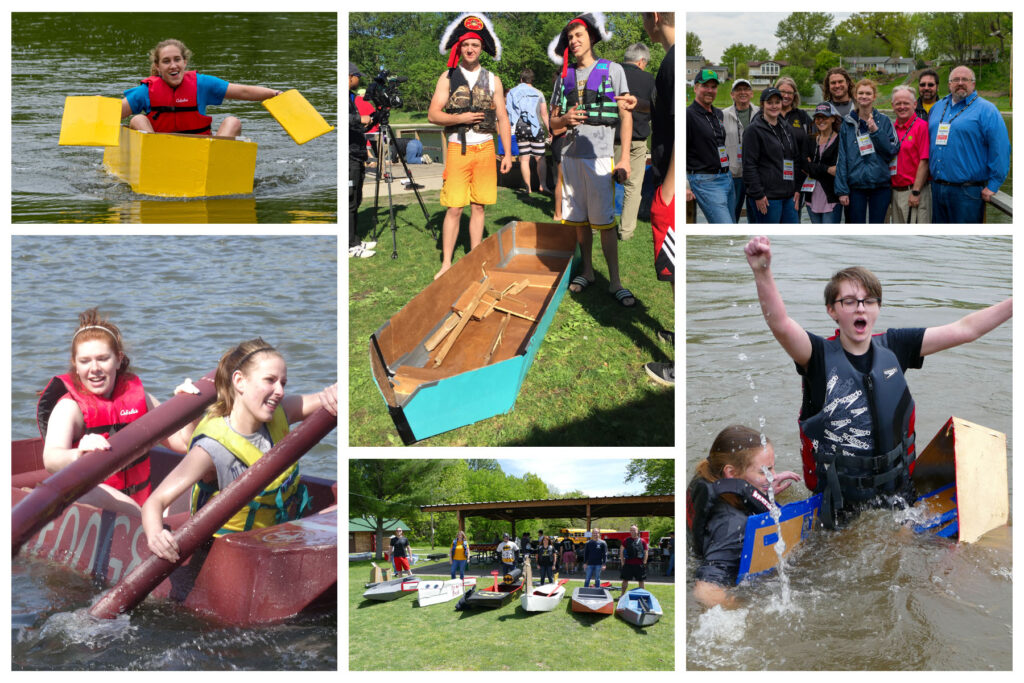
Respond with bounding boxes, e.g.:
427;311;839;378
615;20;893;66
124;73;230;116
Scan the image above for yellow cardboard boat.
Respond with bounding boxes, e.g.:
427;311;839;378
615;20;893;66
102;126;258;198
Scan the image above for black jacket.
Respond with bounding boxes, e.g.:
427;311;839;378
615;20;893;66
741;111;808;201
349;91;368;162
803;132;840;204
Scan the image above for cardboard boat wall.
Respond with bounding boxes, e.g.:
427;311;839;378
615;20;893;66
737;494;821;584
370;221;579;444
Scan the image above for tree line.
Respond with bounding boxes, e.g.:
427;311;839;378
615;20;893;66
350;13;665;113
349;459;674;557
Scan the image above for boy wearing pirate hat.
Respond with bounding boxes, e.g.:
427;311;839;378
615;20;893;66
548;13;635;308
428;13;513;280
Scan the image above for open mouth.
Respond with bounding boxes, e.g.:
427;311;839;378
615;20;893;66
853;317;868;333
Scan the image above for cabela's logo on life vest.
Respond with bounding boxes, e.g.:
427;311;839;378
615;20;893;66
120;408;139;417
883;367;898;380
464;16;484;31
176;97;189;103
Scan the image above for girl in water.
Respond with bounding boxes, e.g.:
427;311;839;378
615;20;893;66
142;338;337;562
120;38;282;138
38;308;199;513
687;425;800;608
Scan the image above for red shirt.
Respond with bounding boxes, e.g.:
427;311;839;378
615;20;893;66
892;116;929;187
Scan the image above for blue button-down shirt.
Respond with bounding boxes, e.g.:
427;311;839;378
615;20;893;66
927;93;1010;193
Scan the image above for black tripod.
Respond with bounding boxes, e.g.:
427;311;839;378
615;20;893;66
370;115;431;259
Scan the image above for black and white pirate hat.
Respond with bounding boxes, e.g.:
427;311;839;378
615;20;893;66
439;13;502;69
547;12;612;78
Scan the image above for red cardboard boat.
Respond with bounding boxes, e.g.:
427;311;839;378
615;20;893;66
12;437;337;626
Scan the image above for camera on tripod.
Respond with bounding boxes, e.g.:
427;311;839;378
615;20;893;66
365;69;406;114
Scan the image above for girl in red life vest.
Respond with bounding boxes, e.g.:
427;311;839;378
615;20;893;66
141;338;337;562
38;308;201;514
119;38;283;138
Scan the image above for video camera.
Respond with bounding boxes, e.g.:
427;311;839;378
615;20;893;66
365;68;406;113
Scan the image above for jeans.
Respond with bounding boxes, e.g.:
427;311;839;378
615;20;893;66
731;176;757;223
450;559;467;579
584;564;602;587
807;203;843;223
688;172;735;223
538;564;554;584
932;182;986;223
847;186;891;223
751;197;799;223
665;553;674;576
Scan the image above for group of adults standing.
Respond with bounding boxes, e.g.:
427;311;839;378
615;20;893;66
687;64;1010;223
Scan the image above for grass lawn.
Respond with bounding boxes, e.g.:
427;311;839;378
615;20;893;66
348;184;675;447
348;560;675;670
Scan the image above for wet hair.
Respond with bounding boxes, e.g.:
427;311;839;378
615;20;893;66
519;68;534;84
69;308;132;389
149;39;193;77
824;267;883;307
208;337;284;417
823;67;854;102
775;75;801;109
855;78;878;97
696;425;770;482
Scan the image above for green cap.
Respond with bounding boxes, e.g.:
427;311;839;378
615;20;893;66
694;69;719;85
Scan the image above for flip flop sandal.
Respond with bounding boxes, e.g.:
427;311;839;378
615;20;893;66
612;288;637;307
569;275;593;293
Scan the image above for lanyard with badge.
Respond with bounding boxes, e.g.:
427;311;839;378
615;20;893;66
889;115;918;176
935;93;976;146
700;108;729;169
767;120;795;181
855;115;876;156
801;133;835;192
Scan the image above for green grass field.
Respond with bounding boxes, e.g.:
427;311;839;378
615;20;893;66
348;184;675;447
348;560;674;670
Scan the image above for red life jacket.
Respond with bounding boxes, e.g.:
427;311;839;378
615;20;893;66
141;70;213;135
37;373;152;505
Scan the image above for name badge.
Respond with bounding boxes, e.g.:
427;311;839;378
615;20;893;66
889;159;898;177
718;145;729;168
783;159;794;181
857;133;875;156
801;177;817;192
936;122;951;146
737;142;743;163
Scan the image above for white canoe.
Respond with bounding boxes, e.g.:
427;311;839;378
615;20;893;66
417;578;477;607
521;581;566;612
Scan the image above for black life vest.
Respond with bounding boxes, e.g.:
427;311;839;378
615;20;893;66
686;476;773;559
798;334;916;528
623;536;646;561
443;66;497;154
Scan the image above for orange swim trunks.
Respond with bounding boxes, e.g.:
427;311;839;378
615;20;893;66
440;139;497;207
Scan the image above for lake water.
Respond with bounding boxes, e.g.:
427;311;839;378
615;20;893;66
10;13;337;223
686;235;1012;670
10;235;338;669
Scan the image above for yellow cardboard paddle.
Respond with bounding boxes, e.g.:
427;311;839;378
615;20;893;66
262;89;334;144
58;96;122;146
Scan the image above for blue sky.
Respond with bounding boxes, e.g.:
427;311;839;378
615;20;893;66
497;459;644;497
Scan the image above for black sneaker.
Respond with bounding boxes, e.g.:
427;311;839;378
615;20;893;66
644;361;674;386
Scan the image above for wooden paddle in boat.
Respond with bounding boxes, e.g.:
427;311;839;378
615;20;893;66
262;89;334;144
11;370;217;557
88;405;337;619
58;95;122;146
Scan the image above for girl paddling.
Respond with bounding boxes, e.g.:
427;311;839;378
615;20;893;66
120;38;282;138
38;307;200;514
142;338;337;562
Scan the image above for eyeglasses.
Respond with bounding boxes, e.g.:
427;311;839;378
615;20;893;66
833;297;881;310
949;77;974;84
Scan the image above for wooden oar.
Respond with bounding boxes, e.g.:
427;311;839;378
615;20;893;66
11;371;217;557
88;405;337;619
262;89;334;144
58;96;122;146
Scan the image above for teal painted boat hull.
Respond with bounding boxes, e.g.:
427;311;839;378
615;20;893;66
370;221;579;444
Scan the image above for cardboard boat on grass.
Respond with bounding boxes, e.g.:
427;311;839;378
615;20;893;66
457;568;524;610
362;576;421;601
370;220;579;444
12;438;337;626
571;586;614;615
616;588;662;626
417;577;476;606
521;580;567;612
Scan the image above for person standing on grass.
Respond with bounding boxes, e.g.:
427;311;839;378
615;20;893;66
349;62;375;258
583;529;608;587
495;532;519;575
616;42;655;242
665;531;674;576
391;526;413;577
449;529;470;580
427;13;513;280
620;524;648;592
536;535;556;585
505;69;550;194
558;533;577;574
889;86;931;224
548;13;637;308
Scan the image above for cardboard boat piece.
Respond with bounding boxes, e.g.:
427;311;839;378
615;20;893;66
370;220;579;444
416;577;477;606
570;586;614;615
615;588;663;626
911;416;1008;543
457;568;524;610
519;559;566;611
362;576;421;601
737;494;821;584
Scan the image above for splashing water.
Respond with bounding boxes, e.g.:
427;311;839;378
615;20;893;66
762;466;794;612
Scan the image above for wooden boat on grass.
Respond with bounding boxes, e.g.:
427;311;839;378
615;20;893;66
417;577;476;606
571;586;614;615
615;588;662;626
13;437;336;626
362;576;421;601
369;220;579;444
102;125;258;198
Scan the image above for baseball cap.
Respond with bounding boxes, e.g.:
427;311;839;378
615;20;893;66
731;78;752;91
694;69;719;85
349;62;365;78
760;87;782;103
813;102;837;118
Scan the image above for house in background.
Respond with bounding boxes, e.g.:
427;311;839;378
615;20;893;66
748;60;788;88
844;56;916;75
